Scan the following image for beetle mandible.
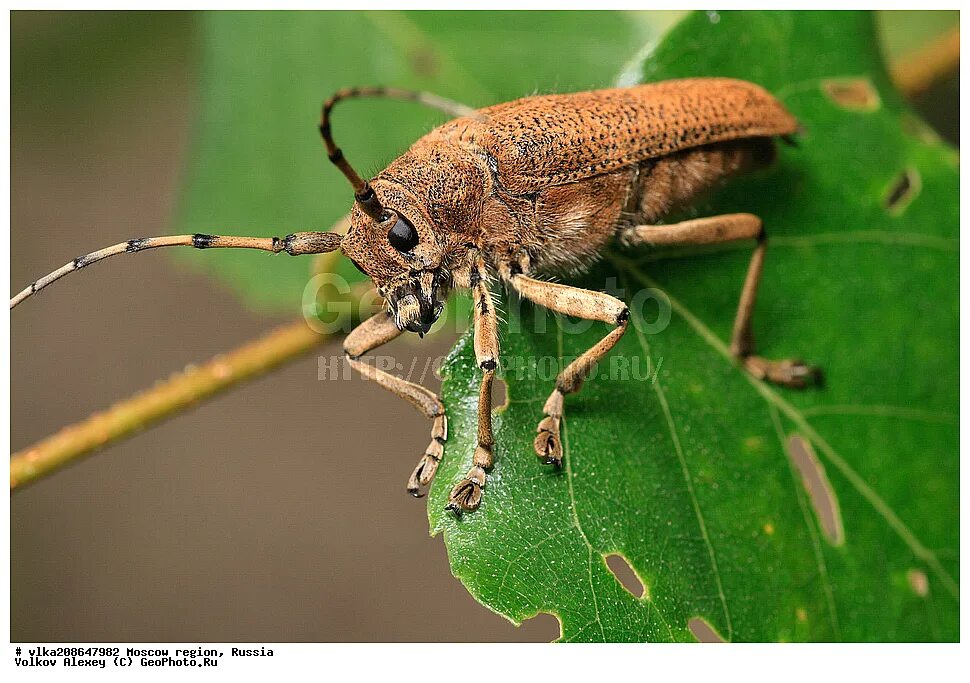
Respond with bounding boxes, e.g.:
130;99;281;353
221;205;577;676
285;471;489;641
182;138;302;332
11;78;821;513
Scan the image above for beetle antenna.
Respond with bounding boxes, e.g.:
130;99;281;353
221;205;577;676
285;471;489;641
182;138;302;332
10;231;342;309
319;86;482;221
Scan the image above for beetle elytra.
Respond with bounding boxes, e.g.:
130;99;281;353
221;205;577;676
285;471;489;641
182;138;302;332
11;78;821;513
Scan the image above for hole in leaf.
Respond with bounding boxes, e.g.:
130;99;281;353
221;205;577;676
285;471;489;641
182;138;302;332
786;434;845;546
408;46;439;79
604;553;646;599
519;612;563;642
883;167;922;215
900;112;941;145
688;617;726;642
821;77;881;111
907;569;930;597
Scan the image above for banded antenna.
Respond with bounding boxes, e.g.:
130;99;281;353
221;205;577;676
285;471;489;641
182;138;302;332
318;86;482;221
11;87;481;309
10;231;341;309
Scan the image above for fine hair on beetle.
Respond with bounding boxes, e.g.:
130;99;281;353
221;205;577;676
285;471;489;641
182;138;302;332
12;79;822;514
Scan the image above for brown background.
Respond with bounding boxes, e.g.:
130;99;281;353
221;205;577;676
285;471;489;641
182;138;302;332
10;11;556;642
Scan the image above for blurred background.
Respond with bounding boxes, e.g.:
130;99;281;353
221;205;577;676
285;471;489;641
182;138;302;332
10;10;958;642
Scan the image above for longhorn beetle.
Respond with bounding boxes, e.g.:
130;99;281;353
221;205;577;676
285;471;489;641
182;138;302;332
11;78;821;514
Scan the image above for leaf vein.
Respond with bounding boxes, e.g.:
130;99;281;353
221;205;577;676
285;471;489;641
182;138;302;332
557;324;607;641
620;261;959;600
626;297;734;641
768;402;841;639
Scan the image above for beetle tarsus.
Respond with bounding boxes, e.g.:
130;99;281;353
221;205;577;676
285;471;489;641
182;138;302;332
534;404;564;467
447;466;485;512
406;440;443;499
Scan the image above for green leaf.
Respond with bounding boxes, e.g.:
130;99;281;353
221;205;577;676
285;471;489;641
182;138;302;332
429;11;958;642
178;10;668;311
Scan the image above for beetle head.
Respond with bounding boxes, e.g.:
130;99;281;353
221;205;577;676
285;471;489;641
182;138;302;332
340;181;450;335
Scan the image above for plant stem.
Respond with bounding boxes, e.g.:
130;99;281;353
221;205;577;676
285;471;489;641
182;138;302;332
10;320;332;491
891;25;960;97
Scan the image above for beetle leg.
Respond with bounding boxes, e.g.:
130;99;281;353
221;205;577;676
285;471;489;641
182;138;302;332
506;272;629;467
344;311;447;498
447;260;499;515
622;213;821;388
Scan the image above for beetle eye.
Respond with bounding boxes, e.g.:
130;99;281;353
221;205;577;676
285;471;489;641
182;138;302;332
387;215;419;253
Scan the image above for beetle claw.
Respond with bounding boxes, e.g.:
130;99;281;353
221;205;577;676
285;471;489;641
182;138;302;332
535;415;563;467
447;466;485;513
406;438;444;499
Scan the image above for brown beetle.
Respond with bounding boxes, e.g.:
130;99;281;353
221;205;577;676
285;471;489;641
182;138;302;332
11;78;820;513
